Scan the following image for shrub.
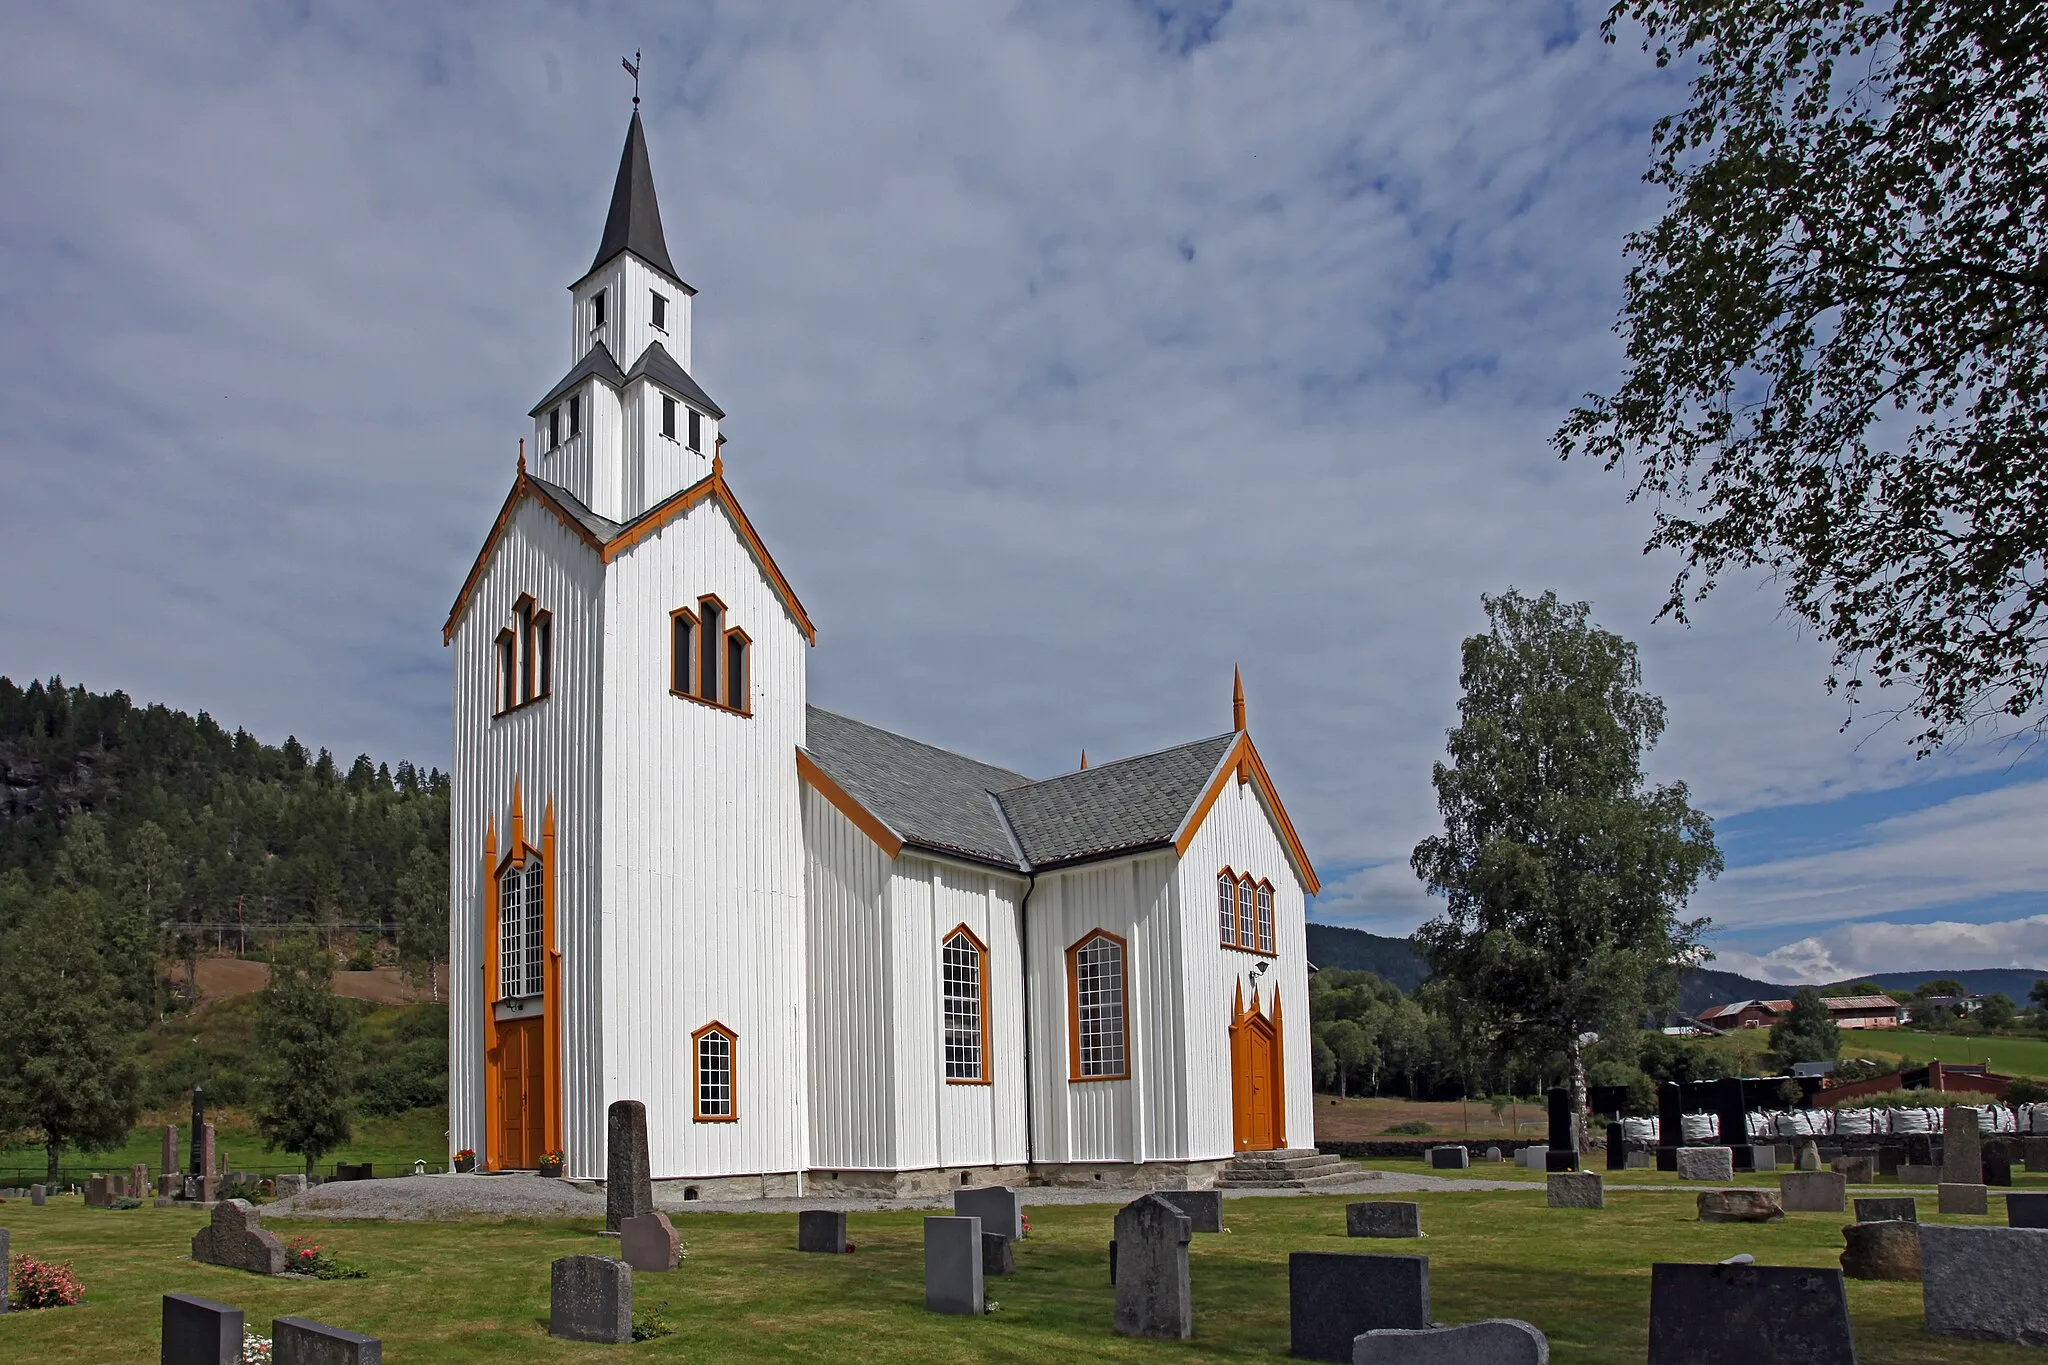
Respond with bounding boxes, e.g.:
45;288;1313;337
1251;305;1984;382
1383;1120;1433;1135
11;1253;85;1308
1825;1088;2002;1110
632;1307;676;1341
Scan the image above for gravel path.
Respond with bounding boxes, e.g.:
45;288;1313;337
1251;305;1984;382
265;1166;1548;1222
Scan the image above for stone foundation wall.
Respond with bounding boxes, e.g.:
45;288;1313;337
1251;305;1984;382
639;1159;1227;1201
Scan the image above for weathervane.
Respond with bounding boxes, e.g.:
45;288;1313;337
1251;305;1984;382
622;50;641;108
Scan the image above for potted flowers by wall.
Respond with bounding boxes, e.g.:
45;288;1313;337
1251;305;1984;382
538;1150;566;1178
453;1149;476;1174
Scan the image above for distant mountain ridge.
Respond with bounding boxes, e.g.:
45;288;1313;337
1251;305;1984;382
1303;922;2047;1014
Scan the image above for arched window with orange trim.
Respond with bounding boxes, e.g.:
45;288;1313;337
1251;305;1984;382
1255;880;1275;954
1217;870;1238;947
1237;875;1256;948
941;926;989;1083
692;1022;737;1121
1067;930;1129;1081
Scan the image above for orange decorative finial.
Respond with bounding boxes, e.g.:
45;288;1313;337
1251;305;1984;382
712;434;725;480
1079;749;1088;770
1232;667;1246;732
517;437;526;475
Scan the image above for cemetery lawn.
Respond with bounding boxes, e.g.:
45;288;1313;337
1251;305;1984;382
2;1187;2039;1362
0;1106;448;1187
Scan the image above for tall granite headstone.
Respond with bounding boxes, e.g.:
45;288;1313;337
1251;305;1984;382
1713;1077;1753;1170
1607;1121;1628;1171
1113;1194;1192;1339
1545;1089;1579;1170
1646;1263;1855;1365
1940;1107;1982;1184
199;1124;218;1187
550;1255;633;1344
272;1316;384;1365
162;1293;245;1365
605;1099;652;1234
1288;1252;1430;1363
955;1185;1024;1240
1657;1082;1683;1169
1154;1188;1222;1233
189;1088;205;1176
162;1125;179;1183
1919;1225;2048;1345
924;1215;984;1316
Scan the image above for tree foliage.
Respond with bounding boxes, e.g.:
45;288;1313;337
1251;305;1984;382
1411;589;1722;1136
1769;986;1843;1064
254;934;359;1177
0;889;144;1180
1559;2;2048;753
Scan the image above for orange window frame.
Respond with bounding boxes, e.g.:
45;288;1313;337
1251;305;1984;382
691;1021;738;1122
494;629;516;715
724;627;751;715
668;606;697;696
941;923;992;1086
1065;929;1130;1082
667;601;753;719
696;595;725;703
1255;879;1275;954
1217;867;1238;947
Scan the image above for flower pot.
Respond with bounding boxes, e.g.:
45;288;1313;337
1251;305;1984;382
454;1157;476;1174
537;1163;563;1178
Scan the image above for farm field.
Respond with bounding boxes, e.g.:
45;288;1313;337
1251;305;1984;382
0;1107;448;1189
1845;1032;2048;1080
0;1183;2031;1363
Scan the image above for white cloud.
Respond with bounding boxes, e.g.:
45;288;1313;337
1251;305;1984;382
1714;917;2048;985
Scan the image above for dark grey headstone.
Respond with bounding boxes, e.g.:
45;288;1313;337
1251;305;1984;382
1645;1263;1854;1365
1854;1196;1916;1223
1607;1122;1628;1170
1154;1189;1222;1233
1920;1224;2048;1344
2006;1192;2048;1229
190;1199;286;1275
1546;1173;1602;1208
1543;1149;1579;1173
1897;1163;1940;1185
1354;1318;1549;1365
924;1215;983;1316
1938;1183;1988;1216
86;1175;110;1208
1779;1172;1846;1213
1831;1154;1874;1184
1656;1146;1678;1172
1113;1195;1191;1339
1287;1251;1428;1362
1939;1107;1982;1185
1546;1087;1580;1153
619;1211;680;1272
549;1255;632;1344
1749;1145;1776;1172
605;1099;652;1234
1984;1154;2012;1187
982;1231;1015;1276
1875;1147;1901;1177
1429;1145;1469;1170
797;1209;848;1253
272;1316;383;1365
1346;1201;1420;1238
954;1185;1023;1241
162;1293;245;1365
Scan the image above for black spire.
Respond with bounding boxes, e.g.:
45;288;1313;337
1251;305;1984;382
589;110;678;282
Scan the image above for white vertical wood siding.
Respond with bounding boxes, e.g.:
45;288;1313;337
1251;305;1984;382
447;496;608;1168
800;786;894;1169
575;255;691;378
599;494;809;1180
1174;776;1315;1157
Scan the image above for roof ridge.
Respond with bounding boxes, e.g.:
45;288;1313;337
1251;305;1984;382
1008;730;1236;792
805;705;1033;787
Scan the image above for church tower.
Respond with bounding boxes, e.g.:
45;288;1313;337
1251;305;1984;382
529;110;724;524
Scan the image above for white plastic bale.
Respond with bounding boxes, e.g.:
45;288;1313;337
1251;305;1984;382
1622;1117;1658;1143
1680;1114;1717;1142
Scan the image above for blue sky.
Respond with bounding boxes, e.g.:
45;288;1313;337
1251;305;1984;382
2;1;2043;984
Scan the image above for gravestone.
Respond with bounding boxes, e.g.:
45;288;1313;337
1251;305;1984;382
982;1231;1015;1276
1839;1222;1921;1281
1780;1172;1846;1213
1353;1318;1549;1365
1607;1123;1628;1171
199;1123;217;1185
1113;1195;1190;1339
2008;1192;2048;1229
1658;1083;1683;1151
29;1186;44;1207
1919;1224;2048;1345
1346;1201;1421;1238
1516;1146;1547;1170
797;1209;848;1253
132;1164;149;1198
550;1255;632;1344
1546;1173;1602;1209
1697;1190;1784;1223
1938;1183;1988;1216
162;1124;180;1181
1796;1141;1821;1171
163;1293;244;1364
1773;1144;1795;1168
1983;1152;2012;1187
1676;1147;1733;1182
1939;1107;1982;1184
605;1099;652;1234
1855;1196;1916;1223
1484;1146;1502;1163
275;1174;307;1198
1546;1088;1581;1168
925;1215;985;1317
1154;1189;1222;1233
1429;1145;1469;1171
1287;1252;1429;1363
1626;1151;1654;1170
1898;1163;1940;1185
1748;1145;1776;1173
1645;1262;1855;1365
189;1088;206;1176
191;1199;286;1275
1831;1154;1873;1184
1713;1078;1752;1169
273;1315;384;1365
85;1176;110;1208
2025;1135;2048;1173
1544;1150;1580;1173
955;1185;1024;1241
1875;1147;1901;1178
619;1211;680;1272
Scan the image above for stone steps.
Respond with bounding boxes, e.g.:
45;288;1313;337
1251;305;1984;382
1216;1149;1362;1189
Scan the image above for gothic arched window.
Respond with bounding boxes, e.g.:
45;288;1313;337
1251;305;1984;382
497;852;544;1001
692;1023;737;1122
942;927;989;1083
1067;930;1128;1081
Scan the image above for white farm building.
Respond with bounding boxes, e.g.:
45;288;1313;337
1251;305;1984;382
443;113;1321;1194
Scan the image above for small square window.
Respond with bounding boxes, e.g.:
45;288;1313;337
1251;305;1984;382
661;395;677;441
592;289;606;330
651;291;668;330
568;394;581;438
687;408;702;452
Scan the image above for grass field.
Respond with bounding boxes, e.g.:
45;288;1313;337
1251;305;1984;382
0;1183;2033;1362
1313;1096;1539;1142
1847;1032;2048;1080
0;1107;448;1188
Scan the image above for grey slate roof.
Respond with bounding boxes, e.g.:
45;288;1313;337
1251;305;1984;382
627;341;725;420
529;341;626;417
590;110;681;283
526;474;622;541
996;733;1236;868
802;706;1238;874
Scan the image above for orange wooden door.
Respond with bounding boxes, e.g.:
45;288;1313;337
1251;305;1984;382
496;1018;545;1168
1231;1005;1281;1152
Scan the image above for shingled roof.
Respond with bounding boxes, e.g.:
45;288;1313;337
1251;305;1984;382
589;109;681;284
801;707;1240;874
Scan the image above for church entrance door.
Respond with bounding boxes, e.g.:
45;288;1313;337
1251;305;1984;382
1230;990;1283;1152
496;1016;547;1169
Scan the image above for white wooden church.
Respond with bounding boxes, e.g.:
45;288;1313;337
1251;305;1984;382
443;112;1319;1194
